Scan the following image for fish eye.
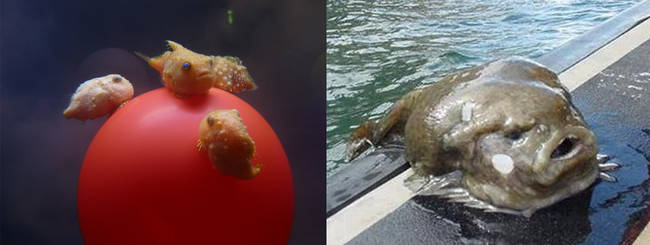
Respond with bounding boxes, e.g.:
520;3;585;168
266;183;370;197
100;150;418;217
182;62;191;72
505;130;523;141
113;76;121;82
206;116;214;126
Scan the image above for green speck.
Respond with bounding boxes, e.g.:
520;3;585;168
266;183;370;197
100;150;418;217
227;10;233;25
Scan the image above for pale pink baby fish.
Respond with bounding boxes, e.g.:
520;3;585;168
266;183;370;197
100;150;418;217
63;74;133;121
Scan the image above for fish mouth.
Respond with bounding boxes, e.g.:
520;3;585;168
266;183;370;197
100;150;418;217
549;136;582;161
197;71;212;79
534;125;597;186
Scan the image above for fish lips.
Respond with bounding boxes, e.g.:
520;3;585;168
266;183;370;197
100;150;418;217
533;125;598;187
196;70;214;80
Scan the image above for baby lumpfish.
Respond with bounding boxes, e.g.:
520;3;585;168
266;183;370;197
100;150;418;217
197;109;260;179
63;74;133;121
136;41;256;97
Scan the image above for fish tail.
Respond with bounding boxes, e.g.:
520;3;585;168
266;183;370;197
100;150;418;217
233;68;257;91
345;121;377;161
213;57;257;93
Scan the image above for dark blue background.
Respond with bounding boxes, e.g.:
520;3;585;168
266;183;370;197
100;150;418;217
1;0;325;244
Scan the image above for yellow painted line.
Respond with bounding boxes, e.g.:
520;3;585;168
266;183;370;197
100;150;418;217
326;169;415;245
327;19;650;245
559;19;650;91
635;227;650;245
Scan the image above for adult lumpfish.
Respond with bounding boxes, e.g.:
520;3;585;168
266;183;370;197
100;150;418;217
347;57;619;217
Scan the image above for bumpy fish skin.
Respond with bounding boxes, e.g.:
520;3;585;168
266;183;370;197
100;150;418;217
197;109;260;180
347;57;607;216
63;74;133;121
137;41;256;97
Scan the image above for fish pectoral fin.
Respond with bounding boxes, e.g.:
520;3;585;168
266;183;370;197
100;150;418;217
599;172;617;182
451;192;528;216
118;100;129;109
599;162;621;172
173;92;190;98
404;170;534;217
197;140;206;153
595;153;620;182
404;170;462;195
596;153;621;172
596;153;612;163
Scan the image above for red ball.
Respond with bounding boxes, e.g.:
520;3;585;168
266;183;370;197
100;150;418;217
78;88;294;244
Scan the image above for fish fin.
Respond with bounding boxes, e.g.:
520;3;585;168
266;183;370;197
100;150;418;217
405;170;533;217
166;40;185;51
230;67;257;92
346;121;378;161
248;81;258;91
118;100;129;109
63;107;74;119
405;170;462;195
135;51;166;73
596;153;620;182
173;92;190;98
211;57;257;93
197;140;206;153
596;153;611;163
599;172;617;182
224;56;243;65
251;163;262;176
134;51;151;63
599;162;621;172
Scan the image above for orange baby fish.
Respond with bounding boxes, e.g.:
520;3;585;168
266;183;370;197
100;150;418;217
136;41;256;97
63;74;133;121
197;109;260;179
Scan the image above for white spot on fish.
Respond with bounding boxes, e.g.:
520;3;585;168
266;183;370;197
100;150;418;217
492;154;514;174
462;103;473;122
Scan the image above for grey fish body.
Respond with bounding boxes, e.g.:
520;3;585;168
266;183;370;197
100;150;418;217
347;57;610;217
